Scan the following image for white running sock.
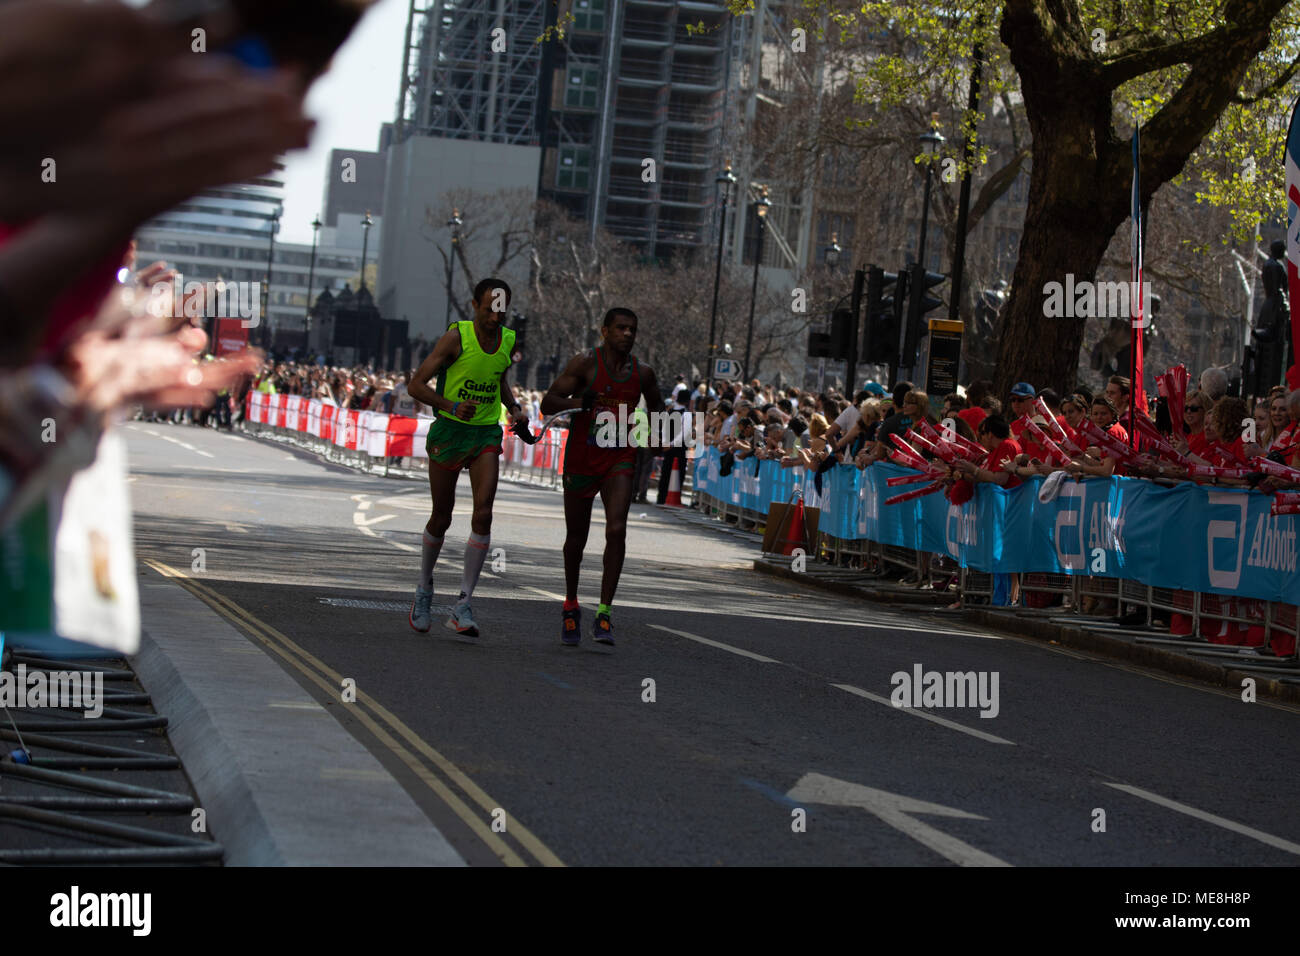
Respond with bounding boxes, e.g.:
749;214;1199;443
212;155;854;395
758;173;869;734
460;532;490;602
420;531;444;589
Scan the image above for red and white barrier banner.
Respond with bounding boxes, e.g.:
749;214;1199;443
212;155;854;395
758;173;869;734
382;414;434;459
243;395;575;466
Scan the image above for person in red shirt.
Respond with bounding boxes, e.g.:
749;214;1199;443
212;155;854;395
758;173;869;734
956;380;993;432
952;414;1022;606
1272;391;1298;452
954;415;1021;488
1068;396;1128;477
1006;381;1036;444
1059;393;1088;447
1181;389;1212;458
1200;395;1257;466
957;403;987;432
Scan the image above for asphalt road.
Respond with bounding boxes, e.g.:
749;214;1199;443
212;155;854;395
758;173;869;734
124;420;1300;867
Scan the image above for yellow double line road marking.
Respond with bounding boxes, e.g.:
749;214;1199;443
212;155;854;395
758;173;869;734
144;559;565;868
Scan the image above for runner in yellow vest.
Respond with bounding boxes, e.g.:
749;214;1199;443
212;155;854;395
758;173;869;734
406;278;529;637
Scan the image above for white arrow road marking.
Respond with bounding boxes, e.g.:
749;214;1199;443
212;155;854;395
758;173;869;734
646;625;781;663
1103;783;1300;857
831;684;1015;746
353;512;397;528
787;772;1012;867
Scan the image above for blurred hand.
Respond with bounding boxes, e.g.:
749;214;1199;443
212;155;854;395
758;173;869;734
4;59;311;224
63;327;260;415
59;292;260;417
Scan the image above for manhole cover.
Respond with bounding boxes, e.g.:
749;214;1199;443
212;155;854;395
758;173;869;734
318;598;426;612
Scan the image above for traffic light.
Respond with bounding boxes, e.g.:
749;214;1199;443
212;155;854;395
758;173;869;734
807;330;833;358
829;308;853;358
903;263;946;365
862;265;904;366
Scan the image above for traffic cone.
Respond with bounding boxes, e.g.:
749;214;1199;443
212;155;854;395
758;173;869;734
779;497;806;555
664;455;684;506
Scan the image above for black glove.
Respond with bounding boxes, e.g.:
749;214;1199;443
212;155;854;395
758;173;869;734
511;417;539;445
581;388;597;413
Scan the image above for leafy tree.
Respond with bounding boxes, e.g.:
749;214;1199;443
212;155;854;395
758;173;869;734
728;0;1300;396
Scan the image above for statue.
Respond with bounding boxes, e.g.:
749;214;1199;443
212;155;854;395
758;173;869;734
1254;238;1289;389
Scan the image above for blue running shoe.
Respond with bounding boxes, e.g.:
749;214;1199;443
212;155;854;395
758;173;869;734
561;606;581;646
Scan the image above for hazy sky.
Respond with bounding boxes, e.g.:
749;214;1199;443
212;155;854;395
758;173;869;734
279;0;410;245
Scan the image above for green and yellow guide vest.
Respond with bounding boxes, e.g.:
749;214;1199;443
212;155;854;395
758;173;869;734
436;320;515;426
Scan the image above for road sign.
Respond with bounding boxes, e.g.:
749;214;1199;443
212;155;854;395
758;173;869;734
925;318;963;396
712;357;741;380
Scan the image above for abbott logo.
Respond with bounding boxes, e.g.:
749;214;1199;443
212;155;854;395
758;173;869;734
946;502;977;557
1206;492;1248;590
1053;482;1087;570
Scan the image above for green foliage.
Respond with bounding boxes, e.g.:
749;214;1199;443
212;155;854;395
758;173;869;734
535;12;575;44
725;0;1300;244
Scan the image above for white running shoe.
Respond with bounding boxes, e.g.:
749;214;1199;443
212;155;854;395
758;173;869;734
409;586;433;633
445;598;479;637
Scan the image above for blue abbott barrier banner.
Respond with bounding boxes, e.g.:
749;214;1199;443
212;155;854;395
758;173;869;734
693;447;1300;603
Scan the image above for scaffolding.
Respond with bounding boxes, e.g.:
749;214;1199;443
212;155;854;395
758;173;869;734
395;0;546;145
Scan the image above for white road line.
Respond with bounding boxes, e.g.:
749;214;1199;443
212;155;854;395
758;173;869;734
517;586;973;638
1103;782;1300;857
524;585;566;602
831;684;1016;746
647;624;781;663
131;478;334;495
139;428;216;458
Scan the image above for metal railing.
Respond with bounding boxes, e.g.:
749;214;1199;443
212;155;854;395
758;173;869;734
692;484;1300;664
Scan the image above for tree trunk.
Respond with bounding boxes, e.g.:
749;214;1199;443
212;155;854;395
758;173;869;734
992;133;1129;399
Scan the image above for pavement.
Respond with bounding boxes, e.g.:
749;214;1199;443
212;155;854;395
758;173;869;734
117;419;1300;866
134;565;464;866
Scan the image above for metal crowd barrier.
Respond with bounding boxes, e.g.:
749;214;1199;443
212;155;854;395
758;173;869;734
240;409;696;500
695;485;1300;664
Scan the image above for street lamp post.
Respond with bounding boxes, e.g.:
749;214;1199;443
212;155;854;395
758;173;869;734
353;210;374;364
819;233;841;391
900;114;945;383
915;113;946;274
357;211;374;365
445;208;463;328
742;186;771;384
360;210;373;290
262;210;279;350
305;215;322;359
825;232;841;270
705;162;737;383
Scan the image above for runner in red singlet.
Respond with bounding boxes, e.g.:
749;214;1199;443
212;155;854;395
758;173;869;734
541;308;665;647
